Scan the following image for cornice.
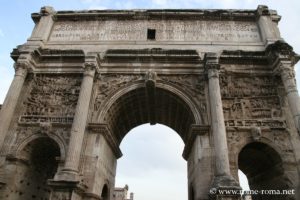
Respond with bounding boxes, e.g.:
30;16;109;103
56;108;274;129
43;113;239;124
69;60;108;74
266;40;300;68
220;50;268;65
103;48;201;64
182;124;210;160
88;123;123;159
31;5;280;23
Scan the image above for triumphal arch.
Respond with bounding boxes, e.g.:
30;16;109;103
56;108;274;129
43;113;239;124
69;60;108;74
0;5;299;200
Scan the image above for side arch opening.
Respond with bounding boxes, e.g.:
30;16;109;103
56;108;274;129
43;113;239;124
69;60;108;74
101;184;109;200
238;142;292;200
5;137;60;200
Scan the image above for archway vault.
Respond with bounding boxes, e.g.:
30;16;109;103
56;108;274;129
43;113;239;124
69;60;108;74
94;80;203;145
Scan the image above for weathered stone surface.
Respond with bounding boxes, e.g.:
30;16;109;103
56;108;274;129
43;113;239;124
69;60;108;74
0;5;299;200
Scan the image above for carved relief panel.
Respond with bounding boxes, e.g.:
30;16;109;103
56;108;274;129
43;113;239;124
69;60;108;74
220;74;285;129
19;74;82;125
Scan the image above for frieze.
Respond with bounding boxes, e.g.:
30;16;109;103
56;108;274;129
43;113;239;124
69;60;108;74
225;119;286;129
20;75;81;125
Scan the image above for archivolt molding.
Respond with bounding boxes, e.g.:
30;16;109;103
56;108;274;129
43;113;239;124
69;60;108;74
9;127;68;161
93;74;205;125
226;128;295;167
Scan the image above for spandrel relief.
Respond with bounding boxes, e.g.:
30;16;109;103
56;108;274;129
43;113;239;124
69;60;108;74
94;74;143;112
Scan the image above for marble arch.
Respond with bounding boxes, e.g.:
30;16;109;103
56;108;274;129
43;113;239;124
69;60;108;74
0;5;299;200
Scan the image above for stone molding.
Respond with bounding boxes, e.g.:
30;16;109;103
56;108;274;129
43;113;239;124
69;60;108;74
31;5;279;22
182;125;210;160
88;123;123;158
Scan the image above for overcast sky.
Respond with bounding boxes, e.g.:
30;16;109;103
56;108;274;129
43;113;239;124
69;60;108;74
0;1;300;200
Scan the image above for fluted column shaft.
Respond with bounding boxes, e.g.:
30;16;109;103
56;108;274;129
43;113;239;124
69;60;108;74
207;67;231;176
279;62;300;133
0;63;28;149
63;64;95;173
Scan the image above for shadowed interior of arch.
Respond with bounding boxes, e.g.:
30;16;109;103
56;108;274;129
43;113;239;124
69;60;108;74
7;137;61;200
104;87;196;144
101;184;109;200
238;142;290;199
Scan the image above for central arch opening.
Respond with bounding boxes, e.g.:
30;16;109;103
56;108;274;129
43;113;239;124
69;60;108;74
102;85;199;200
115;124;187;200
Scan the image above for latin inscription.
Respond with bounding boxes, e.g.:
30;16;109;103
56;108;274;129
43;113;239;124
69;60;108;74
49;20;261;42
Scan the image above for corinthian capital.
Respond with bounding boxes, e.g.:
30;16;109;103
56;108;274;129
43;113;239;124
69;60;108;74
207;68;220;79
83;62;96;78
279;63;295;82
267;40;300;67
13;62;29;77
204;52;220;79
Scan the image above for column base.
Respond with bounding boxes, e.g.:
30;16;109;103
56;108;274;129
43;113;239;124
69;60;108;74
209;175;242;200
54;169;81;182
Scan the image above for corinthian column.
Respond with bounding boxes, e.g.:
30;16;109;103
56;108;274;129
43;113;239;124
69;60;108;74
278;62;300;133
205;53;239;193
0;62;28;149
267;41;300;200
58;63;96;180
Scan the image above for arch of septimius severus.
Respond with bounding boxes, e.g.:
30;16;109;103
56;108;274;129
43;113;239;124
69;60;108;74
0;5;299;200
